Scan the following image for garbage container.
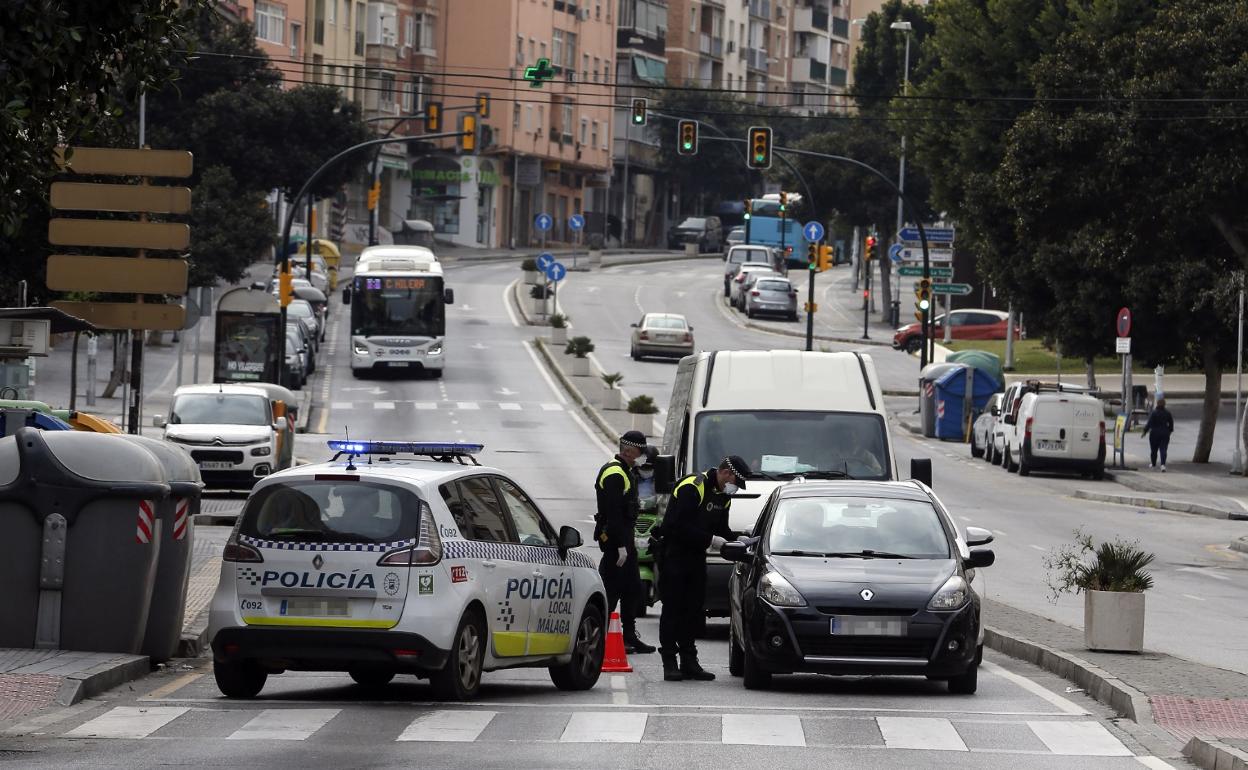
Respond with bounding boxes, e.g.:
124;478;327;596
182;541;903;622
121;435;203;662
0;428;169;652
0;408;74;436
933;365;1003;441
919;362;963;438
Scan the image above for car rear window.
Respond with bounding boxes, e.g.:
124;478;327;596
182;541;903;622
679;218;705;228
768;497;950;559
240;480;425;544
646;316;688;329
757;280;790;291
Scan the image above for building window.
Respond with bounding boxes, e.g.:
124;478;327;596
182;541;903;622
592;56;599;82
313;0;324;44
405;15;414;46
580;117;588;146
591;120;599;147
562;104;574;141
401;80;413;111
290;22;301;57
355;2;365;54
516;34;525;64
414;12;433;52
552;30;563;68
689;8;696;33
538;105;545;135
583;53;589;81
564;31;577;70
513;103;521;129
328;0;335;23
529;38;536;61
602;62;609;83
380;73;395;109
255;1;286;44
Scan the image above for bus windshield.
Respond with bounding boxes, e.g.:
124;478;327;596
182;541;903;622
693;410;891;480
352;276;445;337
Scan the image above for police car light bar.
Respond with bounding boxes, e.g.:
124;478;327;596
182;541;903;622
327;440;485;464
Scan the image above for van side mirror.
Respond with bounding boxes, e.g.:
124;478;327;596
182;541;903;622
991;406;1000;416
443;287;455;305
341;286;352;305
152;415;167;428
1004;415;1016;425
653;454;676;494
557;525;582;557
910;458;933;488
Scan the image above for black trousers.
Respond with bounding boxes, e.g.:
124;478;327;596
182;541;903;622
1149;434;1170;466
599;545;640;638
658;557;706;659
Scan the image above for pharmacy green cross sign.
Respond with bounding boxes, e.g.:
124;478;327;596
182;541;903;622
524;58;555;88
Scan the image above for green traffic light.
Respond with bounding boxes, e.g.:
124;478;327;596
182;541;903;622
682;141;692;150
919;300;930;310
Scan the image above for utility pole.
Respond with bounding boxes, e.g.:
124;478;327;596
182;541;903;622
1233;273;1245;474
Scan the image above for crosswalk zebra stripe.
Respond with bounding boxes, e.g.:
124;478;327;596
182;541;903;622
560;712;647;742
540;403;563;411
456;402;480;410
877;716;968;751
331;402;353;410
397;710;497;742
64;707;188;739
413;402;438;410
373;402;395;410
1026;720;1133;756
499;403;521;411
227;709;340;741
722;713;805;747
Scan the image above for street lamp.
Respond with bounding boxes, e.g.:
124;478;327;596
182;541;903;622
890;20;913;330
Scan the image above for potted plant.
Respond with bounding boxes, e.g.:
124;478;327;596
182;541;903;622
564;335;594;376
1044;528;1154;653
601;372;624;410
530;283;551;316
521;257;540;286
627;394;659;434
549;313;570;345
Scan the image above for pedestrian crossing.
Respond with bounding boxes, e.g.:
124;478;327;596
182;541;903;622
329;400;565;413
55;706;1136;756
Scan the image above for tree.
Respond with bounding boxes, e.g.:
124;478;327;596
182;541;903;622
851;0;937;116
188;166;275;287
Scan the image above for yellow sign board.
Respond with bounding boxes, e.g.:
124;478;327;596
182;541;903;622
47;255;188;295
51;182;192;214
52;301;186;331
55;146;194;178
49;219;190;251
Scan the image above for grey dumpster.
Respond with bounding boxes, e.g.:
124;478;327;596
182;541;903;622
0;428;169;653
121;435;203;662
919;362;963;438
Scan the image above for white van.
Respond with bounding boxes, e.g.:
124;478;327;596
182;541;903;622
657;350;915;621
1002;391;1105;478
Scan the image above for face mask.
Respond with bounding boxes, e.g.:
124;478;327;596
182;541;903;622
723;482;739;495
639;469;654;479
632;455;648;467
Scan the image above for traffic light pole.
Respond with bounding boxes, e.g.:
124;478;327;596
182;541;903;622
806;249;817;352
862;254;871;341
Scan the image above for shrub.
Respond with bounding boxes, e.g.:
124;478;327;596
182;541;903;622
627;394;659;414
565;335;594;358
549;312;569;329
601;372;623;389
1043;528;1155;603
521;257;538;271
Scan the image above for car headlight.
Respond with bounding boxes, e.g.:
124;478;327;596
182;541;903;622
353;344;369;355
426;342;443;355
928;575;970;610
250;446;272;457
759;571;806;607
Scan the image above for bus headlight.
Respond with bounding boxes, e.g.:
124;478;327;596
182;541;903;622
353;344;369;355
426;342;443;355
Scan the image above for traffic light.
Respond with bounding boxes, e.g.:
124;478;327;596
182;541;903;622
631;98;648;126
367;181;381;211
864;234;877;261
747;126;772;169
742;199;752;220
807;243;818;271
779;191;787;214
458;112;478;153
279;265;293;307
425;102;442;132
476;92;490;118
818;244;833;272
677;119;699;155
916;277;932;314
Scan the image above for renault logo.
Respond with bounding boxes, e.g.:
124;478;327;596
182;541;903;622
312;554;324;570
860;588;874;601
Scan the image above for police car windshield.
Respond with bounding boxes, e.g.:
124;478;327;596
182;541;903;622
693;411;890;480
239;480;424;544
170;394;269;426
768;497;951;559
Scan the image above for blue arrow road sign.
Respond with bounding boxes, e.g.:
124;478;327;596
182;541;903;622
802;221;825;242
898;226;955;243
568;214;585;231
536;252;555;270
535;213;553;232
888;243;904;263
546;261;567;282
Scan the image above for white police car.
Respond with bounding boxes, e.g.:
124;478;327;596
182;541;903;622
208;440;608;700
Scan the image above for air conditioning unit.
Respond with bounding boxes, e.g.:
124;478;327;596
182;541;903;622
577;7;590;20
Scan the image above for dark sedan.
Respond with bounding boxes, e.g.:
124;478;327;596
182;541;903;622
722;481;995;693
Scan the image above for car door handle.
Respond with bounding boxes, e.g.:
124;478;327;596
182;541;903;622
481;561;497;569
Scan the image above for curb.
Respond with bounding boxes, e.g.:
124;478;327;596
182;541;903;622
982;626;1153;724
176;607;210;659
1184;737;1248;770
1073;489;1248;521
295;388;313;434
54;655;150;706
1232;536;1248;555
896;418;923;436
530;338;618;448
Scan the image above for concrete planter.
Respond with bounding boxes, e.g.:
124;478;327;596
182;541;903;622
628;412;655;434
569;356;591;377
524;269;540;286
684;242;700;257
550;326;568;345
1084;590;1145;653
601;388;624;411
589;249;603;267
531;297;546;317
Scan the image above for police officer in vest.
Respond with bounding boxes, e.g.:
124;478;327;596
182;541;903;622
594;430;657;655
657;455;751;681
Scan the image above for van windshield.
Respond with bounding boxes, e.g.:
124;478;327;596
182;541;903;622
170;394;269;426
693;411;891;480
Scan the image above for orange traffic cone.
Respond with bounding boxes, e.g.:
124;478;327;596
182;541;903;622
601;611;633;673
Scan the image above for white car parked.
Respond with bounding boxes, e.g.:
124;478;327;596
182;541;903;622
208;440;608;701
157;384;286;489
1001;390;1106;479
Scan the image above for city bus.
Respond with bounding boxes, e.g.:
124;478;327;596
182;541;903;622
342;247;454;379
745;197;805;266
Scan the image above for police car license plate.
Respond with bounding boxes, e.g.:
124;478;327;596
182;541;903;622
831;617;907;636
280;598;350;617
199;461;233;470
1037;440;1065;451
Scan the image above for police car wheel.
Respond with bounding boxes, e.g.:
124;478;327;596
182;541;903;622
947;662;979;694
349;669;395;688
214;661;267;699
549;603;605;691
742;640;771;690
431;609;486;701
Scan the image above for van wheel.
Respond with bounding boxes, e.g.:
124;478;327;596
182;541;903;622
1091;464;1105;481
550;603;604;691
742;640;771;690
214;661;267;699
349;669;395;688
1018;452;1031;476
984;442;995;464
947;663;978;694
970;433;983;458
1005;449;1017;472
431;608;485;701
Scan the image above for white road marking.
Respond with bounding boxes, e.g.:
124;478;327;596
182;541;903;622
1029;544;1046;552
633;285;644;315
499;402;521;411
722;713;805;747
560;711;647;742
457;402;480;410
877;716;967;751
373;401;395;410
1026;720;1132;756
1182;593;1207;602
611;675;627;690
981;662;1088;716
227;709;339;741
1176;566;1231;581
993;529;1008;537
65;707;188;739
398;710;496;742
540;403;564;411
522;340;567;405
497;387;519;396
331;401;353;410
502;280;521;328
413;402;437;410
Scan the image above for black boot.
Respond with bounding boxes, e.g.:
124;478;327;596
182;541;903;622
680;653;716;681
661;653;684;681
624;631;656;655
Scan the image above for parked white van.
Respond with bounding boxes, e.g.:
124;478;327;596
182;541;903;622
1002;391;1105;479
656;350;927;623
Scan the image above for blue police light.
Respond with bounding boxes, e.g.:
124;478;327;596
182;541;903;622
327;440;485;456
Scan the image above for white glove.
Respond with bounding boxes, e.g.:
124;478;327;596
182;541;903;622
710;535;727;551
616;548;628;567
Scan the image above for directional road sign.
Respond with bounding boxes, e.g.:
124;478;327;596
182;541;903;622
897;247;954;263
898;225;955;244
898;265;954;278
536;252;555;270
568;214;584;232
534;213;553;232
931;282;973;296
888;243;904;263
545;261;567;282
1116;307;1132;338
801;221;824;242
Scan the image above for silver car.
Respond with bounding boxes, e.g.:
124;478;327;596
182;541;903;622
745;275;799;321
729;264;778;310
723;245;775;297
725;226;746;248
630;313;694;360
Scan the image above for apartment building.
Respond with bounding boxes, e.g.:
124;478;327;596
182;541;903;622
789;0;852;114
613;0;669;245
227;0;308;85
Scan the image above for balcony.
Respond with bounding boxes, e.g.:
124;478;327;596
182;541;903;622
698;33;723;59
748;0;770;19
832;16;850;40
745;47;768;71
792;5;829;31
791;56;827;83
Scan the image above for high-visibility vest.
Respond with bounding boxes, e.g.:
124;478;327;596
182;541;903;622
673;474;705;504
596;460;632;494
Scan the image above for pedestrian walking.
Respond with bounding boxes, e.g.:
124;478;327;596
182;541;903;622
656;455;751;681
593;430;656;655
1141;397;1174;471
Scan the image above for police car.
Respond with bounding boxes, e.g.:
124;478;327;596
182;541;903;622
208;440;608;700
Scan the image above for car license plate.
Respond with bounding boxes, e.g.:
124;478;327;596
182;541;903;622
831;617;907;636
280;598;350;617
386;361;411;368
1037;440;1065;451
658;334;678;342
199;461;233;470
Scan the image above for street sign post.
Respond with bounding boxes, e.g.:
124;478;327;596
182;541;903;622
1115;307;1133;467
1116;307;1132;338
931;283;973;296
568;214;584;269
888;243;904;263
801;221;824;243
545;261;567;321
898;225;955;243
899;265;953;277
534;213;552;232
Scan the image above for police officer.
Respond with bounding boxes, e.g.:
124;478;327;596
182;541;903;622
657;455;751;681
594;430;657;655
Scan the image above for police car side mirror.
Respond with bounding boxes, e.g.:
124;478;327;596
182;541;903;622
910;458;933;488
557;525;582;557
341;286;352;305
720;541;750;562
653;454;676;494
